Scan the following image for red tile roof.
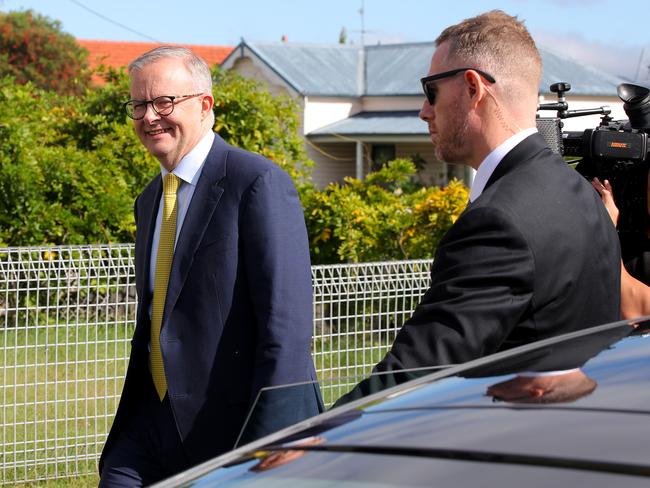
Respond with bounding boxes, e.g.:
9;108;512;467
77;39;233;84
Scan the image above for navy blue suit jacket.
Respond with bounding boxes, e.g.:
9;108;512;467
101;134;322;468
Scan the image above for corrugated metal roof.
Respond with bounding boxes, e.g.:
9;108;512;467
237;40;626;98
365;43;433;95
309;111;427;136
246;42;361;96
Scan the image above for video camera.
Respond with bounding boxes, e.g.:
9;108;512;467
537;81;650;162
536;81;650;282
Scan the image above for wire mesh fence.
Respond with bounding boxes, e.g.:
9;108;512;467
0;244;431;484
311;260;431;405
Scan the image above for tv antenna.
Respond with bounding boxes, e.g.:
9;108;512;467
359;0;366;45
351;0;378;45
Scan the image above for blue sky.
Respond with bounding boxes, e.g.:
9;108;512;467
2;0;649;80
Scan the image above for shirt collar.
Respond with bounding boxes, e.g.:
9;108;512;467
469;127;538;202
160;131;215;186
519;368;581;377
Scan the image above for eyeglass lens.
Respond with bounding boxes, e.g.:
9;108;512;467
423;83;437;105
126;96;175;119
421;68;495;106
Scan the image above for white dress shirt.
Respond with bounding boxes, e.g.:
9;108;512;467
469;127;538;202
519;368;580;377
148;131;215;298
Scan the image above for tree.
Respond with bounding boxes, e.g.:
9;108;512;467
0;9;90;95
339;26;347;44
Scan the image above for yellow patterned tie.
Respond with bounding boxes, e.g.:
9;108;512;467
151;172;180;401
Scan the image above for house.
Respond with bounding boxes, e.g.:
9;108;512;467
221;40;629;187
77;39;233;84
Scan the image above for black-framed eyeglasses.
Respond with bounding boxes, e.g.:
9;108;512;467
420;68;496;105
124;93;204;120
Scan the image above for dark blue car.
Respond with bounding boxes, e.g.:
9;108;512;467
154;319;650;487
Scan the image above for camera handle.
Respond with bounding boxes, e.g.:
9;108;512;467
537;82;612;123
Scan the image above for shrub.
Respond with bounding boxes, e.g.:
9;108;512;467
0;61;468;262
304;159;469;264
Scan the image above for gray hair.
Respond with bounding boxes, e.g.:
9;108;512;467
128;45;213;93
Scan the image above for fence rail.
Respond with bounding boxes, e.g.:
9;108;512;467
0;244;431;484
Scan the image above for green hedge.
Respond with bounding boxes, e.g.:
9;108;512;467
0;68;467;263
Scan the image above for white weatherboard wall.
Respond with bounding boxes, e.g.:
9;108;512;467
361;96;425;112
303;97;361;134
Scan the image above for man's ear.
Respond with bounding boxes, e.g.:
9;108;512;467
464;70;486;107
201;93;215;119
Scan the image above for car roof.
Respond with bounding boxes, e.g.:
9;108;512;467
154;320;650;487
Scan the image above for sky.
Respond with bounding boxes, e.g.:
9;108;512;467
2;0;649;81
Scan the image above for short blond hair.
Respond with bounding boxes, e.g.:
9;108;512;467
436;10;541;103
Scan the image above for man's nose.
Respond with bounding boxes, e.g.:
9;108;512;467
419;99;433;121
142;102;160;123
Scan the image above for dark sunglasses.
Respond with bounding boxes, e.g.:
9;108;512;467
420;68;496;105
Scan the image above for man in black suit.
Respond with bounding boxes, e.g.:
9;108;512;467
99;46;322;486
335;10;620;406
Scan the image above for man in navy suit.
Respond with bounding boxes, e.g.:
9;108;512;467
335;10;621;406
99;46;322;486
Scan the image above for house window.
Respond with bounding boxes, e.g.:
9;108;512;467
371;144;396;171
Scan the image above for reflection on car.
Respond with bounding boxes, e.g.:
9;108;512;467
153;319;650;487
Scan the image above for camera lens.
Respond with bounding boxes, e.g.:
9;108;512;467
617;83;650;129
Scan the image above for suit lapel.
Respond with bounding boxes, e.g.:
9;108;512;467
483;132;549;192
134;176;162;342
163;136;228;323
136;175;162;308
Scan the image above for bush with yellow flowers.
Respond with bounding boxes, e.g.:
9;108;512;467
303;159;469;264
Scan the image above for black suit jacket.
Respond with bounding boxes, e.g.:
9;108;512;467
101;134;322;468
336;133;621;404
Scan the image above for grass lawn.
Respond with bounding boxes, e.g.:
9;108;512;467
1;324;132;485
2;323;394;486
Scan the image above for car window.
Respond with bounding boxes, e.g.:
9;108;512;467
235;365;452;448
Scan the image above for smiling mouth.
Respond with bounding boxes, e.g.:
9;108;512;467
145;128;171;136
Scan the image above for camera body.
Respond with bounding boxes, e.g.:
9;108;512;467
563;123;648;162
537;81;650;163
536;81;650;282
